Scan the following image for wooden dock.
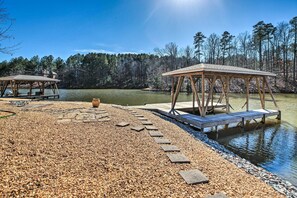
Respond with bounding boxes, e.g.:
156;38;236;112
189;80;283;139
1;94;60;100
134;101;226;113
135;102;281;131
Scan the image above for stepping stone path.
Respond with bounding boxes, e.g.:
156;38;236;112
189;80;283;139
179;169;209;185
161;145;180;152
113;105;211;188
148;131;164;137
116;122;130;127
206;192;228;198
141;121;153;125
131;126;145;132
166;153;190;163
153;137;171;144
57;107;110;123
145;125;158;130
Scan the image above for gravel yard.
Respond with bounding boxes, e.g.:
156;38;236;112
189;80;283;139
0;101;284;197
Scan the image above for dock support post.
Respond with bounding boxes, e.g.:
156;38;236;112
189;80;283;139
224;124;229;130
261;114;266;124
276;110;281;120
241;117;245;129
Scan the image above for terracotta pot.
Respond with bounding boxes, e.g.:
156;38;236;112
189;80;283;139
92;98;100;108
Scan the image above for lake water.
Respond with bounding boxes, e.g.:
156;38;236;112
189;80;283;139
58;89;297;186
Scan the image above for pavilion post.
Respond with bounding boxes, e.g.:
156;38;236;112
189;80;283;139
211;80;214;112
256;77;264;109
29;82;33;96
245;77;250;111
192;85;195;114
51;83;55;94
201;73;205;116
189;75;202;115
170;76;184;113
1;81;8;97
204;75;217;116
41;82;45;95
262;76;266;109
225;76;230;113
55;83;60;95
264;76;278;109
171;77;175;110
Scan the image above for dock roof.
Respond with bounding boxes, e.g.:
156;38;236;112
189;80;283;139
0;75;60;82
162;64;276;77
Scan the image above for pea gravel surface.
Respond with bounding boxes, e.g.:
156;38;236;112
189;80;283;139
0;101;284;197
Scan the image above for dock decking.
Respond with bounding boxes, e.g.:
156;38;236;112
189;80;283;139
134;101;226;113
135;102;280;131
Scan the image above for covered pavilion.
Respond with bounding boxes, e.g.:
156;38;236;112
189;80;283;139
0;75;60;99
160;64;280;131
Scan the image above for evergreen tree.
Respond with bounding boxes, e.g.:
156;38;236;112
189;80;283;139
193;32;206;63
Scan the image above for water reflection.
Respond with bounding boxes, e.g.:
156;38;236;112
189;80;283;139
208;122;297;186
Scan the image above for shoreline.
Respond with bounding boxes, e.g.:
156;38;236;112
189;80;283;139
155;112;297;197
0;100;290;197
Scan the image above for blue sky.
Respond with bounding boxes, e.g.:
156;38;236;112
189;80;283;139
1;0;296;61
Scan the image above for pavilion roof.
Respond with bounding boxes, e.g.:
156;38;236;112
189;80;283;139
162;64;276;77
0;75;60;82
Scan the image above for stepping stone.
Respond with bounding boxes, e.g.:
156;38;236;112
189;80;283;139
134;114;144;117
138;117;148;121
166;153;190;163
83;119;97;123
148;131;163;137
145;125;158;130
161;145;180;152
179;169;209;184
57;119;71;124
131;126;145;132
96;111;107;114
116;122;130;127
153;137;171;144
131;111;137;114
141;121;153;125
206;192;228;198
96;114;109;119
98;118;111;122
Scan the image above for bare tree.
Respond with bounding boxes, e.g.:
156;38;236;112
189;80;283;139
290;16;297;83
277;22;292;82
238;31;250;66
205;33;220;64
183;45;194;67
0;0;17;55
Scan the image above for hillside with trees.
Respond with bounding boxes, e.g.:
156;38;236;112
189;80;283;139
0;17;297;92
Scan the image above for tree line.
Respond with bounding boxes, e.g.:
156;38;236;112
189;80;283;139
0;16;296;92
